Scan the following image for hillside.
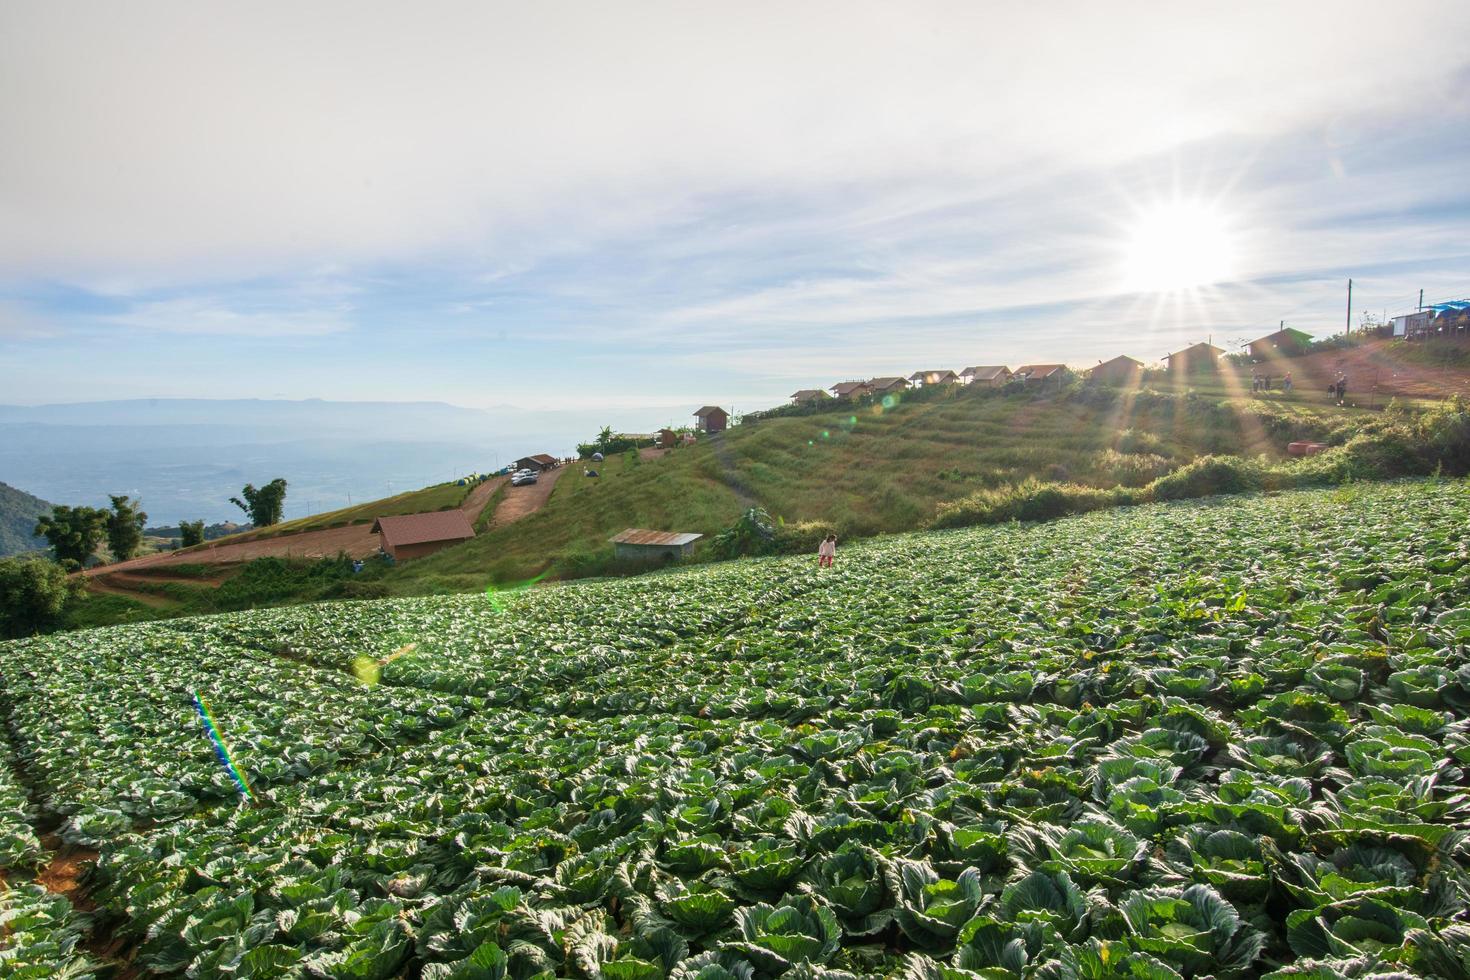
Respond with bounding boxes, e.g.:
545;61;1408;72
3;479;1468;976
0;481;51;557
390;381;1366;592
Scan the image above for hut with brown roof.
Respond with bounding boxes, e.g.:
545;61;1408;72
513;454;559;472
1087;355;1144;385
372;510;475;561
693;406;729;433
868;376;910;396
1166;342;1224;374
907;370;959;387
610;528;703;561
1015;364;1072;384
960;365;1012;386
829;381;873;400
1247;327;1312;359
790;389;831;406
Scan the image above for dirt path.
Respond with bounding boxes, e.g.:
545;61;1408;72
84;576;180;607
489;467;565;529
83;477;509;581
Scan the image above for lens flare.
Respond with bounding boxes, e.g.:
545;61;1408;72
192;692;254;802
485;569;551;613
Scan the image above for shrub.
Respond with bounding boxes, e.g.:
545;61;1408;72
0;557;80;638
710;508;777;559
932;478;1130;529
1149;455;1266;501
771;519;840;556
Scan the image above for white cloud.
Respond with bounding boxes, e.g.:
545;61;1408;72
3;1;1468;280
103;297;350;336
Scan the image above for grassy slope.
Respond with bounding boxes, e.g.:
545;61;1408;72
390;383;1357;593
197;480;474;545
0;481;52;558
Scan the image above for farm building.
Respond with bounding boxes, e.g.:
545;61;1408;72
1087;355;1144;385
790;389;831;406
513;454;559;472
372;511;475;561
1391;311;1436;339
960;365;1012;386
1247;327;1313;359
868;377;910;395
907;370;959;387
693;406;729;433
609;528;703;561
1166;342;1224;374
830;381;873;400
1015;364;1071;384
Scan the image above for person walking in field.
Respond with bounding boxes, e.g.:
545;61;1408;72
1335;375;1347;404
1282;371;1293;393
818;534;837;568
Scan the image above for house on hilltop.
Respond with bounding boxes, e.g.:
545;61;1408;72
790;389;831;406
830;381;873;400
1014;364;1071;384
868;377;910;396
907;370;959;387
1247;328;1312;359
1087;355;1144;385
693;406;729;433
1166;342;1225;374
373;511;475;561
513;454;559;472
960;365;1012;386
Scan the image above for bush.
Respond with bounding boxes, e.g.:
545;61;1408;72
933;478;1130;529
710;508;776;560
0;557;80;638
1148;455;1266;500
771;519;840;556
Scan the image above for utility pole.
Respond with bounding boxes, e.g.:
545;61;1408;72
1418;289;1424;311
1346;278;1352;335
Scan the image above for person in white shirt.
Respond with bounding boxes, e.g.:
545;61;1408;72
817;534;837;568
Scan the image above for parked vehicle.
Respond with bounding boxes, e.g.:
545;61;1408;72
511;471;538;486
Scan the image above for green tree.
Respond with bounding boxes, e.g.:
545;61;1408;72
105;495;148;562
179;520;206;548
230;478;288;527
34;505;107;566
597;425;615;450
0;556;80;638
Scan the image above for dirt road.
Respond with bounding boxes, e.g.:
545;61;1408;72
489;466;565;529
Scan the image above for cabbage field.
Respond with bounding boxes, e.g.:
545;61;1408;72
2;479;1470;978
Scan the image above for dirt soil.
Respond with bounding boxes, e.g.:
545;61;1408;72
82;476;507;581
1257;337;1470;401
489;466;564;529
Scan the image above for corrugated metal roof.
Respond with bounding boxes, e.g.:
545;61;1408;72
609;528;704;546
372;510;476;547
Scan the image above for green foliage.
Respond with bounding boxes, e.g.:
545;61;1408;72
711;507;776;559
0;480;53;558
231;477;289;527
4;479;1470;974
0;555;79;638
34;503;107;565
179;519;207;547
105;493;149;561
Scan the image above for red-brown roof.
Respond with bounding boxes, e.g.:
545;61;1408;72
693;406;727;417
1016;364;1068;379
609;528;703;546
962;365;1011;380
372;510;475;548
529;453;557;465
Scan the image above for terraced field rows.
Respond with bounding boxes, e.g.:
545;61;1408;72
2;479;1469;977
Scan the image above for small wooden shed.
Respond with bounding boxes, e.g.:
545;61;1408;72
960;366;1012;386
658;428;679;448
790;389;831;406
693;406;729;433
907;370;959;387
1015;364;1071;384
513;454;559;472
829;381;873;400
1087;355;1144;385
868;376;910;395
1247;328;1312;359
373;511;475;561
1166;342;1224;374
609;528;703;561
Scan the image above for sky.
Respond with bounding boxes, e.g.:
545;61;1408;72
2;1;1469;424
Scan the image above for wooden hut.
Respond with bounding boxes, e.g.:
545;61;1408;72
693;406;729;433
610;528;703;561
373;511;475;561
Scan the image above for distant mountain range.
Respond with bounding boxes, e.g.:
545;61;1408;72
0;481;52;558
0;398;604;524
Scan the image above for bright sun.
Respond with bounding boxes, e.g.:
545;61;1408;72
1122;200;1236;293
